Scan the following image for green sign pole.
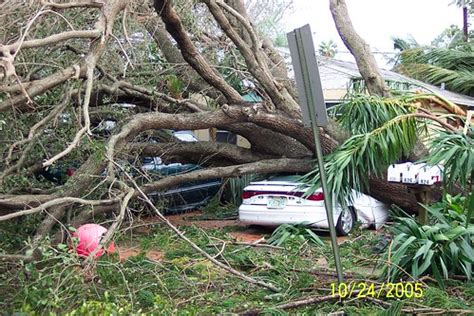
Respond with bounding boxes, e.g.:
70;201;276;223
287;25;343;283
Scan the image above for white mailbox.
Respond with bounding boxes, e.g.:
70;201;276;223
387;162;412;182
402;163;426;184
418;165;443;185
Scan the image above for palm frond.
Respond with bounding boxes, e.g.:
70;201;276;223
301;113;422;207
400;45;474;71
422;130;474;190
398;63;474;96
395;44;474;96
392;35;419;51
332;94;416;135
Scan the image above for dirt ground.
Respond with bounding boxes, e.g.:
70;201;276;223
116;246;164;262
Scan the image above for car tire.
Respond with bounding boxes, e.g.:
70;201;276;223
336;207;355;236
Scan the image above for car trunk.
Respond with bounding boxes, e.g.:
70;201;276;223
242;180;324;207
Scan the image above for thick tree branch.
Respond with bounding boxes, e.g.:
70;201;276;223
0;194;54;211
330;0;390;97
0;65;80;111
204;0;301;116
0;30;101;53
127;141;276;164
153;0;243;103
141;158;312;194
41;0;104;9
144;20;222;101
0;196;119;222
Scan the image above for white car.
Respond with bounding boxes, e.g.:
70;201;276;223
238;176;389;236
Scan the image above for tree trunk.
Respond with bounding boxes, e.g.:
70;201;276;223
329;0;390;97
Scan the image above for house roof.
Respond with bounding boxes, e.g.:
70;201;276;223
277;46;474;109
317;57;474;110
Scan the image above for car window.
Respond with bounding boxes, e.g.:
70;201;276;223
173;131;198;142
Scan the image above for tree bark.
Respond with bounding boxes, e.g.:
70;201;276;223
329;0;390;97
127;141;276;164
153;0;243;103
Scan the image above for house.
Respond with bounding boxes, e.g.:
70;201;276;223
316;56;474;112
275;46;474;112
193;54;474;146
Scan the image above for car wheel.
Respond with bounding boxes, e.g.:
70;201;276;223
336;207;355;236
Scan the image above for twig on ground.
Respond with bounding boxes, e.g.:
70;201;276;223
117;163;280;292
338;234;363;246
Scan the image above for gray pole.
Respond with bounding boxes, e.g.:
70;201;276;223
287;25;343;283
307;106;344;284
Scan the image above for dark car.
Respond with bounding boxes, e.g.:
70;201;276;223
37;129;221;213
137;130;222;213
140;156;221;213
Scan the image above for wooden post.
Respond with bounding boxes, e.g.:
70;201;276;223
414;190;429;225
407;186;431;225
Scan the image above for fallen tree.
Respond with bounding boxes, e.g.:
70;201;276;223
0;0;464;258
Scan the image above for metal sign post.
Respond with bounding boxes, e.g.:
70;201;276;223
287;24;343;283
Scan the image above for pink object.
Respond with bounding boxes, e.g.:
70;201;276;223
72;224;115;258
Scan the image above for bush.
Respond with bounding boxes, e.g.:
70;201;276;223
381;201;473;287
267;223;326;247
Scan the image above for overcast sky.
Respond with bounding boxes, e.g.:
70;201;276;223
283;0;462;68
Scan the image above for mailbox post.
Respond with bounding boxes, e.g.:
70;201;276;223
287;24;343;283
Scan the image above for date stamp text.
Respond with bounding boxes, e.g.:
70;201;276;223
330;282;424;299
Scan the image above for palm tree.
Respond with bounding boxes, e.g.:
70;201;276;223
394;43;474;96
318;40;338;58
389;36;419;67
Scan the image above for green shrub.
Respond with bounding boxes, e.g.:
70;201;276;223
382;204;473;287
267;223;326;247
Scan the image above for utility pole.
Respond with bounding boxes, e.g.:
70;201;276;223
463;0;469;42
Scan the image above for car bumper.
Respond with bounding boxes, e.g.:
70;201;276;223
238;204;338;229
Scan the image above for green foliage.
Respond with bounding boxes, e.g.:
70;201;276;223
273;32;288;47
423;130;474;190
318;40;338;58
218;49;249;94
226;174;259;206
166;74;184;98
396;44;474;96
332;94;416;135
2;222;472;314
393;35;419;51
267;223;326;247
381;205;473;288
65;295;135;315
379;301;403;316
427;194;473;225
303;96;421;206
422;285;472;310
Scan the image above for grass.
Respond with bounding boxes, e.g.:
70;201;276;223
1;217;473;315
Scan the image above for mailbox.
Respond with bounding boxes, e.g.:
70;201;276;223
387;162;412;182
418;165;443;185
402;163;426;184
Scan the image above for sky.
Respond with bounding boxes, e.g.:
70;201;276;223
283;0;462;68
